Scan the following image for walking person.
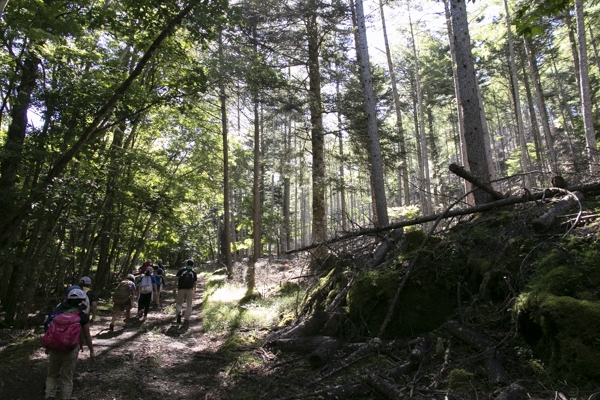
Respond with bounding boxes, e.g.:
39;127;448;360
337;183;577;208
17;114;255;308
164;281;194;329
79;276;98;325
109;274;136;331
136;267;157;320
43;289;95;400
174;259;197;324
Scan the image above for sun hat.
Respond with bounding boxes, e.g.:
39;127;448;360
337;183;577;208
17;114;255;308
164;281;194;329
146;266;153;274
67;288;87;300
80;276;92;286
127;274;135;282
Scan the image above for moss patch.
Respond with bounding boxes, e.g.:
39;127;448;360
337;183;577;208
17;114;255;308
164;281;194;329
346;269;455;338
518;293;600;383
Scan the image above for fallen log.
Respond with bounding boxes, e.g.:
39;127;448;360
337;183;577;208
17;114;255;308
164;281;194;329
286;182;600;254
495;383;527;400
313;340;381;383
449;163;504;200
268;336;335;353
364;370;405;399
308;338;341;368
388;361;415;379
366;228;404;269
533;191;583;232
278;310;329;339
445;320;508;385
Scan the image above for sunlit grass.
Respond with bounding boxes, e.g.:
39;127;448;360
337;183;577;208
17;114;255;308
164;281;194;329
201;281;303;335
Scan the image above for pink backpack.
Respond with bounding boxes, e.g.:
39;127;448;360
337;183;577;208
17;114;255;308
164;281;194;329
42;310;82;352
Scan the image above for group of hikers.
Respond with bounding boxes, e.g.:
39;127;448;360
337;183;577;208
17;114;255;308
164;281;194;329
42;258;199;400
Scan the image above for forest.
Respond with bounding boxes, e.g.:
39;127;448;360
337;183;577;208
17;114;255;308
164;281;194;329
0;0;600;399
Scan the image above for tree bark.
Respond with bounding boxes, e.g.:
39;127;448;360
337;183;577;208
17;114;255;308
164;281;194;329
450;0;494;204
504;0;531;189
219;32;233;279
308;338;341;368
306;0;327;266
574;0;599;174
354;0;388;227
380;0;409;206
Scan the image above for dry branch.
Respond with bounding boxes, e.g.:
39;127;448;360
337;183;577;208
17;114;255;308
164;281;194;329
286;182;600;255
449;163;504;200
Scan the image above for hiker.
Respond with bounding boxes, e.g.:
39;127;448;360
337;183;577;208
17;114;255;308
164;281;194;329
109;274;136;331
136;267;158;320
79;276;98;324
45;285;90;332
139;259;152;274
43;288;95;400
153;268;165;306
156;258;166;272
174;259;197;324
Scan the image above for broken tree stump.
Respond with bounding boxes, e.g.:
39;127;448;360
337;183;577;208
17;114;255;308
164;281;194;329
533;191;584;232
366;228;404;269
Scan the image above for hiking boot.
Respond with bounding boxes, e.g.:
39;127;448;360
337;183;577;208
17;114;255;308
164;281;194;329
109;323;114;331
176;312;181;324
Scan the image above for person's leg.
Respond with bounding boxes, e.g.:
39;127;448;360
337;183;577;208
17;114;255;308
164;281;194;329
137;296;143;318
125;307;131;323
143;293;151;316
58;346;79;400
175;289;185;322
45;352;61;399
184;289;193;321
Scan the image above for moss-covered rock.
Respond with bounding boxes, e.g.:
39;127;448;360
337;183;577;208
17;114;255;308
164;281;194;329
518;293;600;384
346;269;456;338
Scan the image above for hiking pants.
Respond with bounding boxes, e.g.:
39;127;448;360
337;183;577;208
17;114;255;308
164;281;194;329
138;293;152;317
176;288;194;320
45;345;80;400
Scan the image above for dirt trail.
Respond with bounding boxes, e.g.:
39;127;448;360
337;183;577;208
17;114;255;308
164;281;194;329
1;275;236;400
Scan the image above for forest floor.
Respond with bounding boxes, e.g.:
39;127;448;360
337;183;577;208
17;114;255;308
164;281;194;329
1;247;599;399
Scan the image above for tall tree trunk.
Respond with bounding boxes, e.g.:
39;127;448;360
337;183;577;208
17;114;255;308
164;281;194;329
247;26;260;292
219;32;233;279
450;0;494;204
408;4;432;217
504;0;531;188
523;35;558;174
574;0;599;173
444;0;474;205
306;0;327;264
354;0;388;227
0;52;39;306
379;0;409;207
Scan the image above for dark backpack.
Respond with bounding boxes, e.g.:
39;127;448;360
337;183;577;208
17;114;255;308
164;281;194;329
113;280;133;304
42;310;82;352
178;269;195;289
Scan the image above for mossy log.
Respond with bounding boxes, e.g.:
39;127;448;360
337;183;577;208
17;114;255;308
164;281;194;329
532;191;583;232
364;370;405;399
268;335;335;352
308;338;341;368
445;320;508;385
